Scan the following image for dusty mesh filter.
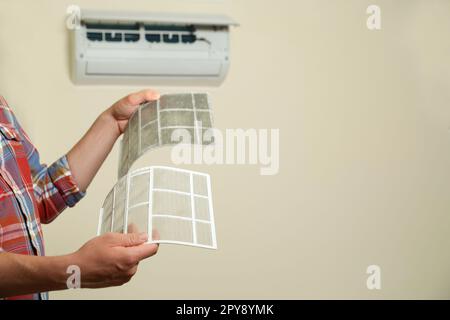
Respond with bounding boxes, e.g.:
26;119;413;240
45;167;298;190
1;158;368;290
118;93;215;178
98;166;217;249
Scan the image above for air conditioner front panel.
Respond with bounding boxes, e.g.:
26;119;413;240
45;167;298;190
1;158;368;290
84;47;212;59
85;59;223;77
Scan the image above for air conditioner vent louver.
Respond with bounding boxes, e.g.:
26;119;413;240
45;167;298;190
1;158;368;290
84;22;197;44
144;24;195;32
85;22;139;30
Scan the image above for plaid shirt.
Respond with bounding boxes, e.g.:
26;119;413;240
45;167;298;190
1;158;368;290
0;96;85;300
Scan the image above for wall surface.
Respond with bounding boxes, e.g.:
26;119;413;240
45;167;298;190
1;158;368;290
0;0;450;299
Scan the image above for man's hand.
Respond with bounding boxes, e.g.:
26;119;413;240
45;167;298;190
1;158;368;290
71;232;159;288
67;89;160;191
105;89;160;135
0;232;159;297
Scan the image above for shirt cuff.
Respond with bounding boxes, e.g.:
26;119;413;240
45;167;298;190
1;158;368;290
48;155;86;208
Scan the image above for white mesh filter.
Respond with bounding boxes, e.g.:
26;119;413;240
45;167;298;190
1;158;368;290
98;166;217;250
118;93;215;178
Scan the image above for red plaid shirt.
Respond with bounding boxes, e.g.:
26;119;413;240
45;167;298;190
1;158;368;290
0;96;85;300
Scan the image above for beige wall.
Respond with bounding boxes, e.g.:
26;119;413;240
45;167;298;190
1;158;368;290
1;0;450;299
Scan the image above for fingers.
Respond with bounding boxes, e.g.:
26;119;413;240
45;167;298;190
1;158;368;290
127;223;140;234
152;228;161;241
124;89;160;107
127;243;159;261
110;89;160;124
104;232;148;247
103;231;159;265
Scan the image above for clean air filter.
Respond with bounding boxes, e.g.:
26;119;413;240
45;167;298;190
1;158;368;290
98;166;217;249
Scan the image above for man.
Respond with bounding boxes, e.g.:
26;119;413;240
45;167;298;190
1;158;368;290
0;90;160;299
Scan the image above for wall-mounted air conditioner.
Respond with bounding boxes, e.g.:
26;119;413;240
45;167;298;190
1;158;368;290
71;10;238;86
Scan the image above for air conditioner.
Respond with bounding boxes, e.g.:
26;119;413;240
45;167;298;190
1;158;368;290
71;10;238;86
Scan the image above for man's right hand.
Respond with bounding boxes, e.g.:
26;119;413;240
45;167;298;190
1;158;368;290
71;232;159;288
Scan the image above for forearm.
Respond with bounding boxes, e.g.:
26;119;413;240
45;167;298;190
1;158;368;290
0;252;71;297
66;90;159;192
67;111;121;192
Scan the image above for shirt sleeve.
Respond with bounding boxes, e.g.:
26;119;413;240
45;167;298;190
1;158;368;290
24;143;86;224
11;111;85;224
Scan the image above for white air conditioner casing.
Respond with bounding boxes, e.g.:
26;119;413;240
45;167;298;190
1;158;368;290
71;10;238;86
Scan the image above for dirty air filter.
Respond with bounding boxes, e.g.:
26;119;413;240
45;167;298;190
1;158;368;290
98;166;217;249
118;93;214;178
